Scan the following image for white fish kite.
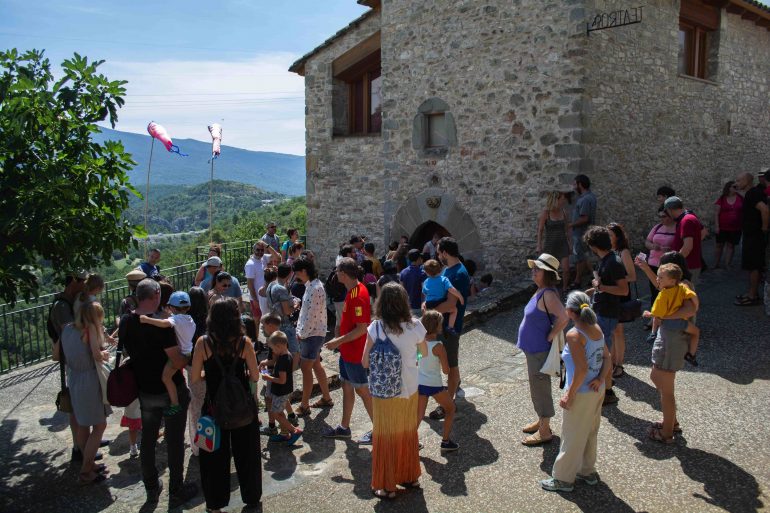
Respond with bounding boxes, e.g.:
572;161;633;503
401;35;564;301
147;122;187;156
208;123;222;160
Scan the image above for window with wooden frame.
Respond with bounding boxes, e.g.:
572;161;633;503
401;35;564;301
332;32;381;136
678;0;720;80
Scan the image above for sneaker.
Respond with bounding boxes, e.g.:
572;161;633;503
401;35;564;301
99;439;111;448
129;444;139;458
429;406;446;420
169;482;198;508
357;430;373;445
602;389;619;406
646;331;657;344
445;326;458;336
540;477;574;492
575;472;599;486
259;424;278;436
71;447;101;462
440;439;459;452
284;430;303;446
268;434;285;443
288;413;299;426
322;425;352;439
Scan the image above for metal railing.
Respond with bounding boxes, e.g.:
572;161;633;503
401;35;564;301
0;238;277;374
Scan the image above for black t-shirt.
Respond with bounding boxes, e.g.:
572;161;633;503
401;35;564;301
742;185;768;234
120;313;184;395
270;353;293;396
592;252;627;319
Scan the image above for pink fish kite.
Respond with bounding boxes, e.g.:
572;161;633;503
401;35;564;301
208;123;222;160
147;122;187;156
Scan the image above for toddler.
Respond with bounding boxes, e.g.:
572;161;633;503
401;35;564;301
258;313;296;436
260;331;303;445
417;310;458;451
140;291;196;414
643;263;700;365
422;259;465;334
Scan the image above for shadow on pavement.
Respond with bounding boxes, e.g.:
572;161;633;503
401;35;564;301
420;397;499;497
330;439;373;500
0;419;114;513
298;408;335;465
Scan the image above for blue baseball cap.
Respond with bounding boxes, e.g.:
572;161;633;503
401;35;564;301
168;291;191;307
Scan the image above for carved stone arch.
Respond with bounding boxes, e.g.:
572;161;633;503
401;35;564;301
389;188;483;266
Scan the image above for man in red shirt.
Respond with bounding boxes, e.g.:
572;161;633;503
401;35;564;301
664;196;703;284
323;257;373;442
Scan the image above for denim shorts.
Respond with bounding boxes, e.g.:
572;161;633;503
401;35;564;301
300;335;325;361
282;325;300;354
596;315;618;351
338;357;368;388
269;393;291;413
418;384;445;396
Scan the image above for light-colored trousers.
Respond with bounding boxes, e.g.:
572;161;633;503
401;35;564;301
552;390;603;483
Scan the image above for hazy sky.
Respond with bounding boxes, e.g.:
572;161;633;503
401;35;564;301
1;1;368;155
2;1;768;155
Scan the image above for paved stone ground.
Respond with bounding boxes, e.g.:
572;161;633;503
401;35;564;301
1;242;769;513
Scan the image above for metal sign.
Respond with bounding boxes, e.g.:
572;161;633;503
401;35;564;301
587;6;643;36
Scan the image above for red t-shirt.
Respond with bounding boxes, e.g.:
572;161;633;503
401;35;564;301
714;195;743;232
672;213;702;270
339;282;371;363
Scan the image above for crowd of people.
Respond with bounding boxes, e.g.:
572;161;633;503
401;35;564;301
46;168;769;508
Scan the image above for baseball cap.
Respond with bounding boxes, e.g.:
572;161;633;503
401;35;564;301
206;256;222;267
168;291;191;307
663;196;683;210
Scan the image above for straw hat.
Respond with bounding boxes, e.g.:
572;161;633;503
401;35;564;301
527;253;561;280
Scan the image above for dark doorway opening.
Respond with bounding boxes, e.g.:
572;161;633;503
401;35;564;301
409;221;451;255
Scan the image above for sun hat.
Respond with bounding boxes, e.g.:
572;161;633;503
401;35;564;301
206;256;222;267
126;268;147;281
527;253;561;280
168;291;191;307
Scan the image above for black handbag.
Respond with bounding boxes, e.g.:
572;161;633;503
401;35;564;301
618;283;642;323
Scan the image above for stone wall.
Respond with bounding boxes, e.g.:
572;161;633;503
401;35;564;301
303;11;385;272
379;0;587;276
582;0;770;244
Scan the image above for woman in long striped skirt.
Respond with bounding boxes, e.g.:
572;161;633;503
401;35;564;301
363;283;428;499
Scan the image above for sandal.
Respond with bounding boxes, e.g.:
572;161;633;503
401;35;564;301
78;472;107;485
400;481;420;489
522;420;540;434
311;398;334;408
373;489;396;499
296;405;312;416
648;426;674;444
522;430;553;446
612;365;625;378
734;296;761;306
651;421;682;433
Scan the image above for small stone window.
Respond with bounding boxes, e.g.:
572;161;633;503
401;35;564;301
413;98;457;157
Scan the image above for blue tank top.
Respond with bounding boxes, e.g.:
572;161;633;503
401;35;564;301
516;288;556;354
562;327;605;393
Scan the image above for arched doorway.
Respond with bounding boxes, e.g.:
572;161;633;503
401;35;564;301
409;221;451;255
389;188;484;267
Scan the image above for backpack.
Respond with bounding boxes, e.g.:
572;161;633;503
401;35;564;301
47;296;73;343
325;269;347;302
208;337;256;430
368;321;402;399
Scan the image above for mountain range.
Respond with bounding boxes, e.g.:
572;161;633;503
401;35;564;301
93;127;306;196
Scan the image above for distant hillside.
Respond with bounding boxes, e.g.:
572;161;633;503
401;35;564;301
93;127;305;196
126;180;285;233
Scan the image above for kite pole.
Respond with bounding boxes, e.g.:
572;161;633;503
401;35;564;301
144;137;155;259
209;157;214;243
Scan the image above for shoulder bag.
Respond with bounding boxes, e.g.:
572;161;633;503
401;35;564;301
618;282;643;323
55;340;73;413
106;316;138;407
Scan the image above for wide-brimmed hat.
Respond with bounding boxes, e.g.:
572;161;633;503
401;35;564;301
527;253;561;280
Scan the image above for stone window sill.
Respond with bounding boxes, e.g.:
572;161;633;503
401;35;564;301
677;73;719;87
332;133;382;139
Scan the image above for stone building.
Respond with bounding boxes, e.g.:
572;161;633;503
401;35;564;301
290;0;770;275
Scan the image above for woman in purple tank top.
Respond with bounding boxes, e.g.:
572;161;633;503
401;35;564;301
517;254;569;446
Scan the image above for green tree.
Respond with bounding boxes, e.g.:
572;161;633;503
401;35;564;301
0;49;141;305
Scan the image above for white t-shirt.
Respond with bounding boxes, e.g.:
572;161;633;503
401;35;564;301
169;313;196;355
244;254;272;294
366;319;426;398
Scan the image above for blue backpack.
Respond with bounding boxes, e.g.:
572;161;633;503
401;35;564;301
368;321;402;399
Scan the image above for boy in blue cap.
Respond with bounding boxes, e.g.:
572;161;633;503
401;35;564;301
140;291;196;415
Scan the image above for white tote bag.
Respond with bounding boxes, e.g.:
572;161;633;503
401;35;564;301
540;330;565;377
